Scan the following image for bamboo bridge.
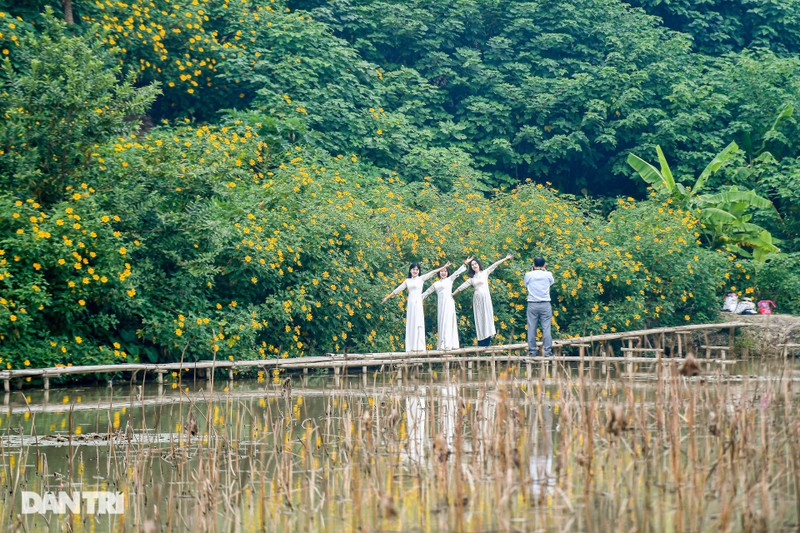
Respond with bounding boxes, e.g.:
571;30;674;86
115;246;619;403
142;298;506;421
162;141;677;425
1;321;796;393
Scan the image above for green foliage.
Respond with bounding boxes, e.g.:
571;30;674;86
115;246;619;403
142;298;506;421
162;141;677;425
1;0;798;372
5;2;799;206
0;9;159;205
625;0;800;55
755;253;800;314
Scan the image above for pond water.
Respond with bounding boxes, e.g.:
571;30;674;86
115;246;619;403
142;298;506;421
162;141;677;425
1;358;799;532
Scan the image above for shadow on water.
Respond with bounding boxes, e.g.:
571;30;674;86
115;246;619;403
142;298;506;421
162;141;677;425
1;356;799;531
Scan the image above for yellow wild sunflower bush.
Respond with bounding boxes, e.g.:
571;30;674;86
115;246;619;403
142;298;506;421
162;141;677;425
0;193;135;369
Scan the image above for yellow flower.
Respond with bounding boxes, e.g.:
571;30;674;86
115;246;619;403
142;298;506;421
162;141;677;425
23;359;30;366
75;336;83;344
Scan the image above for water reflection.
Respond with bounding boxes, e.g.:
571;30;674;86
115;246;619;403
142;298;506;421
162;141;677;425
531;404;555;498
403;383;469;463
403;386;426;463
0;360;797;533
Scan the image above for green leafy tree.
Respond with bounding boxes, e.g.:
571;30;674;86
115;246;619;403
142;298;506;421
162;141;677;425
626;0;800;55
0;9;159;205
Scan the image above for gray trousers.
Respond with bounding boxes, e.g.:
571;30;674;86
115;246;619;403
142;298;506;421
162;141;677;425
527;301;553;356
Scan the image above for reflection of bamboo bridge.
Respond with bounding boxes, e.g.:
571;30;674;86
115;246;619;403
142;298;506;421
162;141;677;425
1;321;793;392
5;372;800;416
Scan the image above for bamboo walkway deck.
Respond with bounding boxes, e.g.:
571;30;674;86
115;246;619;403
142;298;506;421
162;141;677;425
0;321;774;392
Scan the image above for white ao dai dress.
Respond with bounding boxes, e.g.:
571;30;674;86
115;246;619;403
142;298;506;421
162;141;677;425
422;264;467;350
456;261;505;341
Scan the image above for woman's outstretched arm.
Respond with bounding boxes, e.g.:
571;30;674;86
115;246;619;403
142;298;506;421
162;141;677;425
420;261;452;283
381;280;407;304
421;283;436;301
485;254;513;276
446;263;467;282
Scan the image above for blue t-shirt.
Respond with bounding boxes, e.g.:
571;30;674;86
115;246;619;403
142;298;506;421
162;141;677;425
524;269;554;302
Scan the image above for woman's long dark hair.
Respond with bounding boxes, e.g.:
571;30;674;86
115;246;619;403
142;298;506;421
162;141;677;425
408;262;422;278
468;258;483;278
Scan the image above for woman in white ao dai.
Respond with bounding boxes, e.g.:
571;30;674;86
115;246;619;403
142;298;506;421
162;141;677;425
421;257;473;350
453;254;513;346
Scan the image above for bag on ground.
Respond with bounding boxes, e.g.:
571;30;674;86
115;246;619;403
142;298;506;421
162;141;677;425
722;293;738;312
734;298;756;315
757;300;776;315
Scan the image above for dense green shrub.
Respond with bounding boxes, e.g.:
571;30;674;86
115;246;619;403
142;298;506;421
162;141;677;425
755;253;800;314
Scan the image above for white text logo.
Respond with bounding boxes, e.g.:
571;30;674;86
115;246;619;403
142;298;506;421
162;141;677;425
21;491;125;515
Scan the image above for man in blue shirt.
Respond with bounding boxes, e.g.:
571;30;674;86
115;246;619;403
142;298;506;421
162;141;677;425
524;257;554;356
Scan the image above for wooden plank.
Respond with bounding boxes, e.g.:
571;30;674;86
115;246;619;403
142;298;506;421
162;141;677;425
270;355;741;370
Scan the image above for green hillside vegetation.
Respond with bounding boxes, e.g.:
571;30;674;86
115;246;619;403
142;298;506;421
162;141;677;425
0;1;798;369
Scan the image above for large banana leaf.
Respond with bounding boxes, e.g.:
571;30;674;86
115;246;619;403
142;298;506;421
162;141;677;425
698;207;738;226
693;141;738;195
627;145;781;262
752;231;781;262
655;146;676;192
627;152;670;193
697;189;776;212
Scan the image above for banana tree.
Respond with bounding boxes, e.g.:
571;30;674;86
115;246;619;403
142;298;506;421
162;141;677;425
627;142;780;261
694;188;781;260
627;141;740;200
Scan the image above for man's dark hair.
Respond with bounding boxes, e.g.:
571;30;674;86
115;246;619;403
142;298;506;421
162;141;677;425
533;257;546;268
